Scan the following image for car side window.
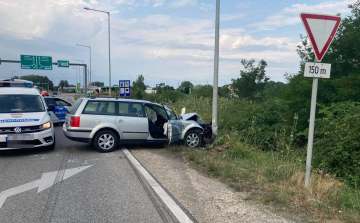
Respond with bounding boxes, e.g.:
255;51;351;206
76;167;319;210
44;98;56;106
54;98;71;106
145;104;169;121
118;102;145;117
83;101;115;115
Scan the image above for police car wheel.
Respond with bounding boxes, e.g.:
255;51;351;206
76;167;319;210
44;135;56;150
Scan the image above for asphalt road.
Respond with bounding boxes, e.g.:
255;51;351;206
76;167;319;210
0;94;181;223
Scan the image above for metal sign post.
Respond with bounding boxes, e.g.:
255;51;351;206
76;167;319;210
300;13;341;188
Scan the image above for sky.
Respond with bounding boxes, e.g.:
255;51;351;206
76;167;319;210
0;0;354;88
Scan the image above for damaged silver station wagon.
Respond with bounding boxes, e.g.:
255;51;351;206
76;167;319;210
63;97;212;152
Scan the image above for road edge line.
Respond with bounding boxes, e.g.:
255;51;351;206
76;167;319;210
122;148;193;223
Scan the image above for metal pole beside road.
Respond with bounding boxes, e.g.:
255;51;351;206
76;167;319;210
108;12;111;97
84;7;112;97
305;58;319;188
211;0;220;142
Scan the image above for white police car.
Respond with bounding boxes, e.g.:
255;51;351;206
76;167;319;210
44;96;72;124
0;79;56;150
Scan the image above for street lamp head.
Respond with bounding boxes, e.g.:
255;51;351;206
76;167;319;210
84;7;89;10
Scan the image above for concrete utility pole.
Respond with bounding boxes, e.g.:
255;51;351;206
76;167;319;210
212;0;220;142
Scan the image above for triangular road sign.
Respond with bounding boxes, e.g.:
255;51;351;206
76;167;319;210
300;13;342;62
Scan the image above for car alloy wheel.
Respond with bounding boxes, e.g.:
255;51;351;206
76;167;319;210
186;133;200;147
94;130;119;153
98;134;115;150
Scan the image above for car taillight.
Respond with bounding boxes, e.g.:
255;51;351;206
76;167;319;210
70;116;80;127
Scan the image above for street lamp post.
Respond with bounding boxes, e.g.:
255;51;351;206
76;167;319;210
76;44;91;92
72;67;81;91
84;7;111;97
73;59;85;94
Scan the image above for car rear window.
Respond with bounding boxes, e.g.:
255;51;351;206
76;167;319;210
82;101;115;115
70;99;83;115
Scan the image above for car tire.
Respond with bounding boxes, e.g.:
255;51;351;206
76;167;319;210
44;135;56;150
184;130;202;148
94;130;119;153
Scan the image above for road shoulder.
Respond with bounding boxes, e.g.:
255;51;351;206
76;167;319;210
129;147;294;223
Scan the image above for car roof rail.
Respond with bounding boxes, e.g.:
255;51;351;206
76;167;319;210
87;97;156;104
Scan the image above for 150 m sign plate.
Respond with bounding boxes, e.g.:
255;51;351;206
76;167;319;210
304;62;331;79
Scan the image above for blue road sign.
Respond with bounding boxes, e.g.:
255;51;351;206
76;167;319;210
119;80;131;97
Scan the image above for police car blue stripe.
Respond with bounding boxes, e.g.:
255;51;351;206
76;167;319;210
0;119;40;123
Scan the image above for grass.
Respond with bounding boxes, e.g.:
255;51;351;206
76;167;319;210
71;92;360;222
169;135;360;222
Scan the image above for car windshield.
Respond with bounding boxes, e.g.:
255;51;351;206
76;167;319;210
0;95;45;113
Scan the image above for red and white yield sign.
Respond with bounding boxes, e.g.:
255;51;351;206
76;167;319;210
300;13;342;62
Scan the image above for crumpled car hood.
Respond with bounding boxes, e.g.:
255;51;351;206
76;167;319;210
180;113;205;125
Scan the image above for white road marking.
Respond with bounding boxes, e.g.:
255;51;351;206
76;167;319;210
122;148;193;223
0;165;92;209
29;154;60;160
68;159;79;163
82;159;98;165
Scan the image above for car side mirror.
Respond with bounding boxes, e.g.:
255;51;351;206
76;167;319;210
47;104;55;112
178;115;183;120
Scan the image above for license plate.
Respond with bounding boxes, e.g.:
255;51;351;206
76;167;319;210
7;134;34;148
8;134;34;140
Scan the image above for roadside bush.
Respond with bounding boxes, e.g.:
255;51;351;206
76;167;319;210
312;101;360;186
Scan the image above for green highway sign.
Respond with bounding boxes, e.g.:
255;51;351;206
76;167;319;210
58;60;69;68
21;55;52;70
21;55;37;69
37;56;52;70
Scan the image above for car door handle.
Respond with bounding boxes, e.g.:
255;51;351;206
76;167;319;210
118;119;124;123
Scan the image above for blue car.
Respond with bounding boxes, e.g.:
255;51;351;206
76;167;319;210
44;96;72;124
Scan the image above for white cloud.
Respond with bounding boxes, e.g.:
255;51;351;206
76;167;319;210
109;15;300;65
221;13;245;21
0;0;302;85
220;35;298;51
168;0;197;8
153;0;165;7
199;3;212;11
252;0;353;30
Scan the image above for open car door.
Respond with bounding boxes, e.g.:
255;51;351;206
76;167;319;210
163;105;182;145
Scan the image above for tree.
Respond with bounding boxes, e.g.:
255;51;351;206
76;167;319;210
154;83;174;93
180;81;194;88
132;75;146;99
231;59;269;100
193;85;212;98
59;80;70;88
20;75;54;90
92;81;104;87
179;81;194;94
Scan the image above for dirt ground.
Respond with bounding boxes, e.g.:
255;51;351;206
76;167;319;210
129;147;297;223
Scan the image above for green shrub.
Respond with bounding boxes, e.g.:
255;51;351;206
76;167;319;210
312;101;360;186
